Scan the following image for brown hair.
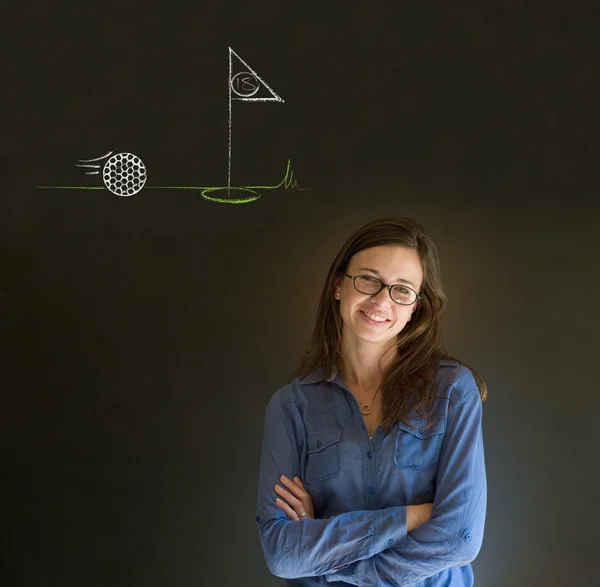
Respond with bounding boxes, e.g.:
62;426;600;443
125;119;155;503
289;217;487;434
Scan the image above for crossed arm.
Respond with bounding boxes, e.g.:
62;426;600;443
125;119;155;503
255;384;486;585
274;474;433;532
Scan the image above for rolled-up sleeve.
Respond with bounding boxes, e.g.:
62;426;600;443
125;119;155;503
326;381;487;586
256;391;409;579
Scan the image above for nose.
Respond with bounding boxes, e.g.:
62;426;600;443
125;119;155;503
371;286;392;306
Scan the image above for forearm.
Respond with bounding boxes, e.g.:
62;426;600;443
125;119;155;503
326;511;485;587
405;503;432;533
257;505;408;579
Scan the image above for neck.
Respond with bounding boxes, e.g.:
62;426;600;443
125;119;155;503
339;335;396;393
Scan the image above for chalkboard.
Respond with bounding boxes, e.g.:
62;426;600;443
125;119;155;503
3;3;599;586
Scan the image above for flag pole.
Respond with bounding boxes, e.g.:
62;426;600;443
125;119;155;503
228;47;233;198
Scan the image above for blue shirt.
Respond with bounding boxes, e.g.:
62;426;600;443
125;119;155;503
256;360;487;587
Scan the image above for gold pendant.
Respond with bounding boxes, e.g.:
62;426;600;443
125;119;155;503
361;404;371;415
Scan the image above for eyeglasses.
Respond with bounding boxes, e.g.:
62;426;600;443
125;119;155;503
343;273;421;305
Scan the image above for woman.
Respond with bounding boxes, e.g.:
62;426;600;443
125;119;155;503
256;217;488;586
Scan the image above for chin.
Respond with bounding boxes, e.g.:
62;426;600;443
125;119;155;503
354;325;397;344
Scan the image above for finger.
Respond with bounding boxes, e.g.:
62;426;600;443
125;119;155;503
293;476;305;488
275;497;298;520
275;497;299;521
274;484;303;509
280;475;306;498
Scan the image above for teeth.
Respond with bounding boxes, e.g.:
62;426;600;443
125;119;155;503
364;311;387;322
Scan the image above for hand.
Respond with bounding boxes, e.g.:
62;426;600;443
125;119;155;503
274;475;315;521
406;503;433;532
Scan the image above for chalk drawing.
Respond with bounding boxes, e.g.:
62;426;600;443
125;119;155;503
40;159;302;204
74;151;148;197
230;72;260;98
227;47;284;199
38;48;304;204
102;153;147;197
76;151;113;176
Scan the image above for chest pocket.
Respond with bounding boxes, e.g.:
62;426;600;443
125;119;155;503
394;418;445;470
305;430;342;483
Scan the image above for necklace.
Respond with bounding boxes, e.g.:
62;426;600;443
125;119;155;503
347;388;381;415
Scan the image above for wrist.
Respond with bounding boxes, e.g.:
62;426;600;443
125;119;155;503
406;505;415;532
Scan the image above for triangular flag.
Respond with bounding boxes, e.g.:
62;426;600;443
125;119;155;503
229;47;284;102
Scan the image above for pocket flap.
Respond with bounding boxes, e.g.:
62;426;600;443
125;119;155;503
307;431;342;454
397;418;444;439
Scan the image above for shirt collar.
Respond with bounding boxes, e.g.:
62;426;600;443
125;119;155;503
301;367;337;385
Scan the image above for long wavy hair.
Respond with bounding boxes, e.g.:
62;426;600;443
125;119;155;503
289;217;487;434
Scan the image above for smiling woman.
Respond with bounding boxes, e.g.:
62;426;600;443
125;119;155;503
255;217;488;587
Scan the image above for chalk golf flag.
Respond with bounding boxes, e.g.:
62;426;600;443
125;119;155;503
227;47;284;195
229;47;284;103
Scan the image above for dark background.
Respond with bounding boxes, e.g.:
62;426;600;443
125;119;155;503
2;2;600;586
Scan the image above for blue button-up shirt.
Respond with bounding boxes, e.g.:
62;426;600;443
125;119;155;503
256;360;487;586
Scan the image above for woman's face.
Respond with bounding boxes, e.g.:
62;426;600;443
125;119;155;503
334;245;424;347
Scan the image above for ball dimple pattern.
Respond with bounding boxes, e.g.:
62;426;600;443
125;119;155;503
102;152;147;196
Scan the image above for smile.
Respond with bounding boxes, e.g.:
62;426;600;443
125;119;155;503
360;310;390;324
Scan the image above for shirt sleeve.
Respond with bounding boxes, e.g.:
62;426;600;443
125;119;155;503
325;380;487;587
256;390;409;579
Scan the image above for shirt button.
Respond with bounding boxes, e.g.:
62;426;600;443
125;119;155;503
387;539;393;545
418;426;425;434
367;451;373;458
465;533;472;541
316;440;321;447
367;487;374;494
